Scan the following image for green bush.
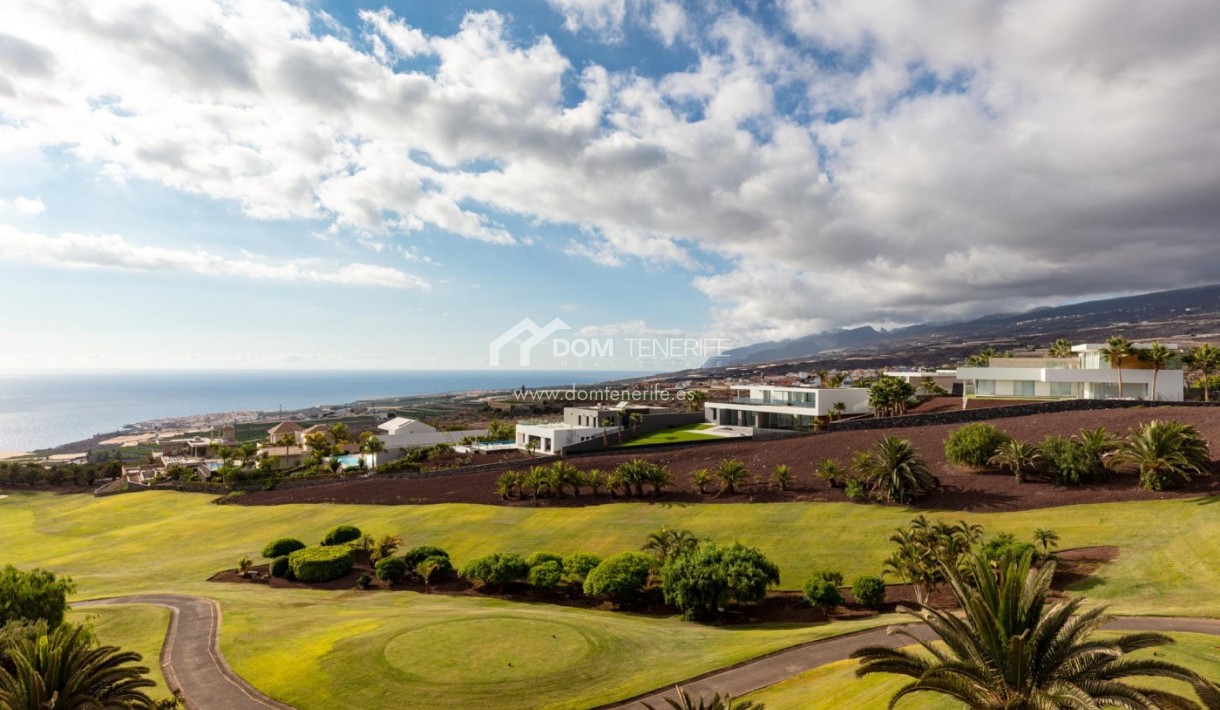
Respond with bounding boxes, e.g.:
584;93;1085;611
402;545;449;569
269;555;290;578
981;533;1039;563
321;525;362;546
809;569;844;586
0;565;76;629
459;553;529;588
844;478;868;501
1038;435;1106;485
527;560;563;589
357;572;373;589
261;537;306;559
660;543;780;621
562;553;602;583
852;575;886;609
375;556;408;583
288;545;354;583
944;423;1011;467
525;551;564;569
417;554;453;578
803;578;842;609
583;552;655;606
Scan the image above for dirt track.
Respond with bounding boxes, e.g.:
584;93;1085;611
234;406;1220;512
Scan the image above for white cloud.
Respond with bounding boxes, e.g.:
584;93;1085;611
0;225;429;289
2;0;1219;338
13;196;44;215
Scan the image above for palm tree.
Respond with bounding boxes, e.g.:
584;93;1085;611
1139;342;1174;401
0;624;157;709
360;435;385;468
771;464;794;491
615;458;653;498
1100;335;1134;398
690;468;712;495
1033;527;1060;554
853;551;1209;709
1108;420;1212;491
328;422;349;446
630;413;643;437
643;686;763;710
815;459;844;489
642;527;700;564
1184;343;1220;402
1047;338;1074;358
831;401;847;420
684;389;707;413
858;437;938;504
713;458;750;496
987;439;1042;484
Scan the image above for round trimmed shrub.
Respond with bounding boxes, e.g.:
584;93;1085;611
525;551;564;569
562;553;602;583
527;560;563;589
269;555;290;578
803;578;842;610
417;554;453;578
262;538;306;559
944;423;1011;467
375;556;408;583
402;545;449;569
852;575;886;609
289;545;354;583
321;525;362;546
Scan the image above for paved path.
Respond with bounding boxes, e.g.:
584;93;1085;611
605;616;1220;709
78;595;293;710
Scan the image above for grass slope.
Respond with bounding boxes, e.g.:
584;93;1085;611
5;490;1220;708
618;424;723;447
67;604;172;701
743;632;1220;709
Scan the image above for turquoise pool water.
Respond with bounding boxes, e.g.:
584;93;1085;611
336;454;363;468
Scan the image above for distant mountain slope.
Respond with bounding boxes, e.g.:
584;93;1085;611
717;284;1220;367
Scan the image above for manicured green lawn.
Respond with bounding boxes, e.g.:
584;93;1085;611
5;490;1220;708
743;632;1220;709
67;604;172;701
618;423;723;446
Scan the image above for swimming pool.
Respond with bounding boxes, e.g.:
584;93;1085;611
335;454;364;468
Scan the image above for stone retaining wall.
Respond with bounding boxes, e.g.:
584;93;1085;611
825;399;1220;433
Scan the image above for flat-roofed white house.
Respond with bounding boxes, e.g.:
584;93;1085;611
956;343;1184;400
515;420;617;454
884;370;962;395
377;417;489;451
704;385;872;429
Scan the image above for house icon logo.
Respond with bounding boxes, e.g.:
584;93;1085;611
489;317;571;367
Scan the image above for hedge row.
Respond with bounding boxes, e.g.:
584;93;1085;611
288;545;354;583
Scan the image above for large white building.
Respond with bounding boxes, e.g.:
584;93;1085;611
956;343;1184;400
704;385;872;429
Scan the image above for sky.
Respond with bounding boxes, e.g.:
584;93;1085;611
1;0;1218;371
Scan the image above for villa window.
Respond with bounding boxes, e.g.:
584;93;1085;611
1014;380;1036;396
976;380;996;395
1050;382;1073;397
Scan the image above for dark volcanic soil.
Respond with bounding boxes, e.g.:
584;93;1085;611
233;406;1220;512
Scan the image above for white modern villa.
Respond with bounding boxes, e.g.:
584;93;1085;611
955;343;1184;400
704;385;872;429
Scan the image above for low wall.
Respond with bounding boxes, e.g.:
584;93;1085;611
825;399;1220;433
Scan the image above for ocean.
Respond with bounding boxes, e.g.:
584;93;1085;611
0;370;641;452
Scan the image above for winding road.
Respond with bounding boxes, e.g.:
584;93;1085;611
79;595;1220;710
77;595;292;710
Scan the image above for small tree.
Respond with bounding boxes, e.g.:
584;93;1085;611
416;558;440;592
528;561;563;589
771;464;794;491
0;565;77;629
815;459;844;488
988;439;1042;484
660;543;780;621
583;552;655;607
851;575;886;609
858;437;938;503
375;556;408;583
237;555;253;576
562;553;602;584
1033;528;1060;554
713;459;750;496
1185;343;1220;402
642;528;700;564
370;533;403;564
803;577;843;610
691;468;712;495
